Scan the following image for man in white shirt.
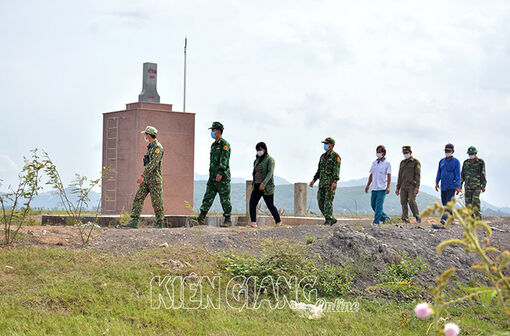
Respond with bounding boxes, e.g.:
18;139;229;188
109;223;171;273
365;145;392;225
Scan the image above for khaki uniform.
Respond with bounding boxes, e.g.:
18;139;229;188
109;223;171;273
396;157;421;221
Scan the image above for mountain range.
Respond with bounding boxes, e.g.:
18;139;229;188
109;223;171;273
2;176;508;216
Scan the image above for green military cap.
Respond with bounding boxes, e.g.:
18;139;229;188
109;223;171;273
467;146;478;154
402;145;412;152
208;121;224;130
321;137;335;145
141;126;158;136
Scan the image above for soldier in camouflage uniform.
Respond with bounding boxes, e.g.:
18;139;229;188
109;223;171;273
122;126;165;229
197;122;232;227
309;137;341;226
461;146;487;219
395;146;422;223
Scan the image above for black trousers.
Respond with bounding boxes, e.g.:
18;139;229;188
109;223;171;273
249;185;281;223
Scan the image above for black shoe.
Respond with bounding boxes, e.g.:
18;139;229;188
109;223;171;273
330;218;337;226
401;218;410;223
432;224;446;230
440;219;446;225
121;218;139;229
197;211;207;225
220;217;232;227
415;216;422;224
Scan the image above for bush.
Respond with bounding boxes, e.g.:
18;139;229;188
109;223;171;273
378;251;427;284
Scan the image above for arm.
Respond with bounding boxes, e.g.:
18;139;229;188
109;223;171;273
460;161;466;187
217;143;230;178
481;160;487;190
415;160;421;190
386;174;391;194
310;157;321;187
435;160;441;191
261;157;275;187
396;162;402;191
142;148;163;179
365;174;373;193
455;159;461;189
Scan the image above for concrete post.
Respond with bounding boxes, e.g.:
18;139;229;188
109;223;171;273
246;180;253;219
294;183;307;217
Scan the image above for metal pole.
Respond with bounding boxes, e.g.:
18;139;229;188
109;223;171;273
183;36;187;112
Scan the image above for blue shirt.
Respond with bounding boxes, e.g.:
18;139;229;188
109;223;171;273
436;157;461;191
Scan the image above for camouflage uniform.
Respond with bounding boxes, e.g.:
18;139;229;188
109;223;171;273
461;153;486;218
130;133;165;225
313;137;341;222
396;146;421;222
199;124;232;218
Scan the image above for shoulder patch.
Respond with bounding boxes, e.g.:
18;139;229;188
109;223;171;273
223;145;229;151
155;148;160;154
336;156;341;163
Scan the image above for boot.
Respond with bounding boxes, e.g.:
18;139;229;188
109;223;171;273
155;221;164;229
121;218;139;229
220;216;232;227
197;211;207;225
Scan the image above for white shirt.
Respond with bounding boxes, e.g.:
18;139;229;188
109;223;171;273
370;158;392;191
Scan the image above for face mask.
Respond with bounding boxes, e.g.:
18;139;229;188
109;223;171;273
403;153;411;159
445;152;453;158
210;131;216;139
257;150;264;157
323;144;330;151
376;153;383;159
469;154;476;159
144;136;149;143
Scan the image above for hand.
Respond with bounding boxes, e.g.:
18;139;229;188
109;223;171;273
482;187;486;193
215;174;223;182
309;180;315;188
435;184;439;192
259;184;265;191
395;189;400;196
385;187;390;195
365;186;369;194
331;182;337;191
414;187;419;195
455;188;461;195
137;176;144;184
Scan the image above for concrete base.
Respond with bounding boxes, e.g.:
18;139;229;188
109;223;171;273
41;215;368;228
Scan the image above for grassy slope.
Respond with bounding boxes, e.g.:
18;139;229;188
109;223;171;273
0;246;506;335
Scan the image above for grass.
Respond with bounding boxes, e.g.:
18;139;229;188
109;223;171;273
0;246;507;335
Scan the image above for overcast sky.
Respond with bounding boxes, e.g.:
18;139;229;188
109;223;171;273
1;0;509;207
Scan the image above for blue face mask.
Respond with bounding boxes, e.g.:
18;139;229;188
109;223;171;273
210;131;216;139
323;144;330;151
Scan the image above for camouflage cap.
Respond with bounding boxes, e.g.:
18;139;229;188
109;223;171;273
467;146;478;154
321;137;335;145
402;145;412;152
208;121;224;130
141;126;158;136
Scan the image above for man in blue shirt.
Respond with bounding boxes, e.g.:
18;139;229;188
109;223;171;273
434;143;461;228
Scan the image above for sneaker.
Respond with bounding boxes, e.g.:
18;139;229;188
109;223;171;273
432;224;446;230
440;219;446;225
415;216;422;224
220;217;232;227
121;218;139;229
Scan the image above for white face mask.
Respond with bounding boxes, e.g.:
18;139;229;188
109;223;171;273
376;153;383;159
144;136;149;143
403;153;411;159
257;150;264;157
469;154;476;159
445;152;453;158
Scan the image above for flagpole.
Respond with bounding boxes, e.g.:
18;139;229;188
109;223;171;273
183;36;187;112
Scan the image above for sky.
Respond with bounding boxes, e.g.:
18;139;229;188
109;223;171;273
1;0;509;207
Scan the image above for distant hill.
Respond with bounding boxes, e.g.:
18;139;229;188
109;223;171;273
2;177;508;216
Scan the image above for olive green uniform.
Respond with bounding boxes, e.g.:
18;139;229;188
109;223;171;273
461;157;486;218
313;150;341;221
396;157;421;221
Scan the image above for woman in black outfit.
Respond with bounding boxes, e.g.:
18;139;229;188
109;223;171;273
249;142;281;228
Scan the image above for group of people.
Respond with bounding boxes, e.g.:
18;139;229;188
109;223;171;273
121;122;487;230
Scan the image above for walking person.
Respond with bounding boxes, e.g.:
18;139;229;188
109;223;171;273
434;143;461;229
365;145;391;225
122;126;165;229
248;142;281;228
309;137;341;226
197;122;233;227
395;146;422;223
461;146;487;219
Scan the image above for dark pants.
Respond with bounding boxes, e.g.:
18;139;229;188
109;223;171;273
371;190;390;224
400;188;419;221
249;185;281;223
440;189;456;221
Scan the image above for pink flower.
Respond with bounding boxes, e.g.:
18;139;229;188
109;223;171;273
444;323;460;336
414;302;432;319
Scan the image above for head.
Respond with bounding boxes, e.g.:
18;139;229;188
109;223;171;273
256;142;267;157
209;121;224;139
322;137;336;152
141;126;157;142
445;143;454;157
467;146;478;159
376;145;386;159
402;146;412;159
